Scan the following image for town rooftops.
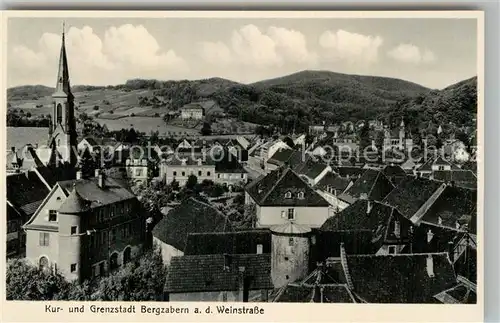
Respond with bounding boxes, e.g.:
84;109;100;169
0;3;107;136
326;252;457;303
183;229;271;256
58;184;90;214
382;177;445;220
314;172;352;193
332;166;365;179
7;170;51;217
432;170;477;189
339;169;394;203
57;177;136;209
417;156;460;172
152;197;233;251
214;149;247;174
165;253;273;293
433;276;477;304
245;166;330;207
273;284;356;303
271;222;312;235
267;149;297;166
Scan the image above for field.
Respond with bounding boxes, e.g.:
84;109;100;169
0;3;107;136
97;116;199;136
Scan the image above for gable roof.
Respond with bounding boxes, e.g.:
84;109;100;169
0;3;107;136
417;156;460;172
419;186;477;230
315;172;352;193
340;169;394;203
214;149;247;173
57;177;136;209
152;197;232;250
184;229;271;256
381;165;407;178
6;171;51;217
244;166;329;207
327;252;457;303
267;149;296;166
382;177;444;219
165;253;273;293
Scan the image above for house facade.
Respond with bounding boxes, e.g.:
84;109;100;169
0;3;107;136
23;171;146;282
181;104;205;120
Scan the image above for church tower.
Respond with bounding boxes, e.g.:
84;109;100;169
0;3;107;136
49;23;77;167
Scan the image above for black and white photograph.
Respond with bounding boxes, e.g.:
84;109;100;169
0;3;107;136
2;10;483;320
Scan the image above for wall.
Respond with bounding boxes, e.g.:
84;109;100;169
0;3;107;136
161;164;216;186
57;212;82;281
154;238;183;266
214;172;247;186
271;234;310;288
256;206;330;228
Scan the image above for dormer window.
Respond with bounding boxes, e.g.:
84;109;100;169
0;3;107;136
285;191;292;199
297;192;304;199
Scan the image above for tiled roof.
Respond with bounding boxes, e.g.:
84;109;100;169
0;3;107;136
267;149;296;166
127;146;160;161
417;156;460;172
165;253;273;293
432;170;477;186
7;203;23;221
244;166;330;207
382;165;406;178
327;253;457;303
152;197;233;250
291;157;329;180
58;185;91;214
35;166;76;187
340;169;394;202
57;177;136;209
382;177;444;219
214;149;247;173
332;166;364;178
184;229;271;255
314;172;351;193
453;246;477;284
274;284;356;303
6;171;50;217
419;186;477;230
434;278;476;304
163;154;216;166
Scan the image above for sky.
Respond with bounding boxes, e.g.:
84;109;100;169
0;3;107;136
6;17;478;90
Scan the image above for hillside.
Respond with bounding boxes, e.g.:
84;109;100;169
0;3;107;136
8;71;477;135
383;76;477;132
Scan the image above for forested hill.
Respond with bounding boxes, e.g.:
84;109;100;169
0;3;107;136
383;76;477;132
7;71;476;134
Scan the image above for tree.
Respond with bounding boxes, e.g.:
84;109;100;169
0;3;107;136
171;179;180;191
359;122;371;151
201;122;212;136
185;175;198;190
78;148;98;178
6;258;71;300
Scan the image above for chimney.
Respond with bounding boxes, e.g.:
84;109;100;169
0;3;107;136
366;200;373;214
98;172;105;189
448;241;455;263
427;229;434;243
394;220;400;238
426;255;435;278
76;170;82;180
237;266;248;302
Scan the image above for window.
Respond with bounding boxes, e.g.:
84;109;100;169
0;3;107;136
111;229;116;242
285;191;292;199
388;246;396;254
287;208;295;220
110;253;119;270
39;232;50;246
123;247;132;264
288;237;294;246
241;174;245;179
135;168;143;176
173;171;177;176
39;256;49;271
70;263;77;273
48;210;57;222
297;192;304;199
70;226;78;235
218;174;221;178
198;171;202;176
182;171;186;176
207;171;211;176
99;262;105;276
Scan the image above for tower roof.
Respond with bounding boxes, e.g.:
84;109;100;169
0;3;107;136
53;22;72;98
58;183;89;214
271;222;312;235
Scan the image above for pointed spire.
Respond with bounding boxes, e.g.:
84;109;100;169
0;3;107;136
58;183;89;214
53;21;71;97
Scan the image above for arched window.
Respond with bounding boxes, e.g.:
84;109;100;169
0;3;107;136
123;247;131;265
285;191;292;199
297;192;304;199
110;253;119;270
56;104;63;124
39;256;49;271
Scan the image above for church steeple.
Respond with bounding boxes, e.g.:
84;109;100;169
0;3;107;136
49;21;78;169
54;22;72;98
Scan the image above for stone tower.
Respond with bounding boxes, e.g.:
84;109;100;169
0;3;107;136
270;222;311;288
48;23;78;168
